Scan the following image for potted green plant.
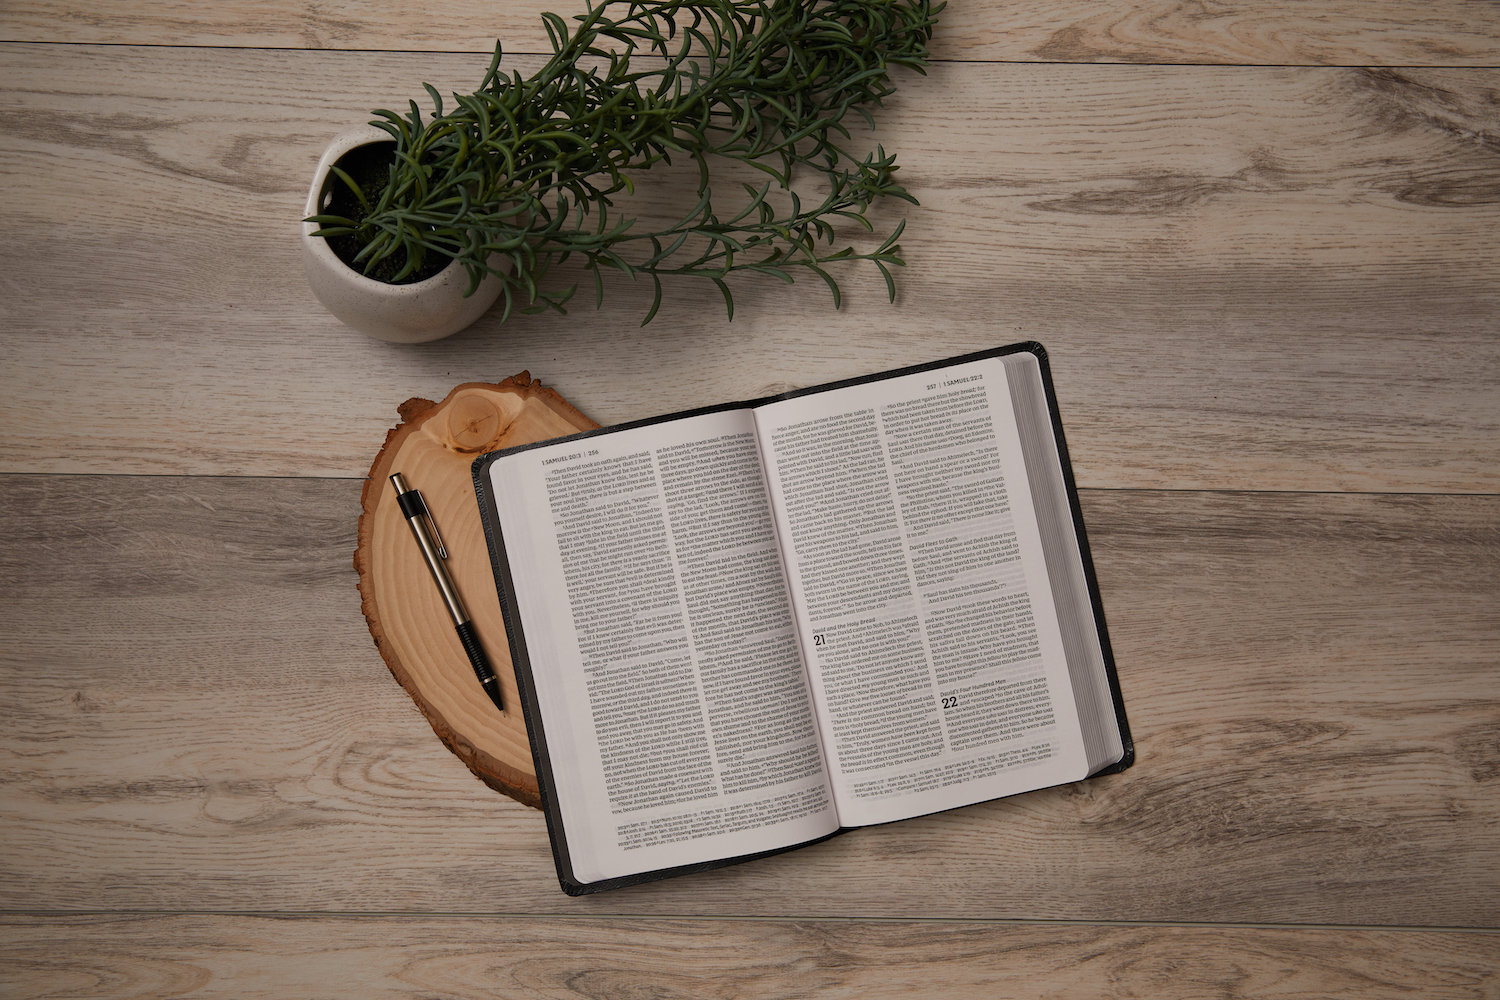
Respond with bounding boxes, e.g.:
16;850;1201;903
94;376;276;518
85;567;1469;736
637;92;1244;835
303;127;508;342
303;0;941;341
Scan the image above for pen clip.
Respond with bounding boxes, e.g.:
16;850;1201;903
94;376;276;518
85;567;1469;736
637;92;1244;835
390;472;448;560
421;506;448;561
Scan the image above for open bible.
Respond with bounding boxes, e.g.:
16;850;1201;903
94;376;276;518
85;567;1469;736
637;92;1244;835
474;343;1132;894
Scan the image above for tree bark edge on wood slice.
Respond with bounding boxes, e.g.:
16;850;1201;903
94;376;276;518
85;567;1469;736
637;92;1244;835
354;372;599;809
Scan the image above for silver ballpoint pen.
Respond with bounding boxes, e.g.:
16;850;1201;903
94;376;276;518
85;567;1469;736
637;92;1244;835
389;472;504;713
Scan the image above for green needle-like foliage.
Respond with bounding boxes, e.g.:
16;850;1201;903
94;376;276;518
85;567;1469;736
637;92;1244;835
306;0;943;323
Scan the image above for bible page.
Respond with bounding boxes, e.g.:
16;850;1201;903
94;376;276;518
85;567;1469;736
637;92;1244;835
486;408;836;886
753;356;1089;829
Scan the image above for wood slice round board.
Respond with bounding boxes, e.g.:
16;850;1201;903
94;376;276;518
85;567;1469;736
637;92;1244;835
354;372;599;808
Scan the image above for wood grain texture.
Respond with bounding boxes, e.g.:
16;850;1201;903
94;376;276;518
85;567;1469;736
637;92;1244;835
2;914;1498;1000
3;0;1497;66
3;475;1495;921
1;45;1496;490
356;375;599;807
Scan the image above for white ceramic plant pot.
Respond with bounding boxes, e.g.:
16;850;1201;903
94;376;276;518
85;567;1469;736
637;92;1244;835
302;126;505;343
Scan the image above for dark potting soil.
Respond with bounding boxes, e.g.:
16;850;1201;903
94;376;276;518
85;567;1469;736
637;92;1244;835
317;141;450;285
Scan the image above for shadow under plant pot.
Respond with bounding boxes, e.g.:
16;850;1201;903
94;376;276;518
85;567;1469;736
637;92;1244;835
302;127;504;343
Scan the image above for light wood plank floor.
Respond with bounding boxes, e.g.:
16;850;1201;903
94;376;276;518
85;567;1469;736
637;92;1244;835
2;2;1497;997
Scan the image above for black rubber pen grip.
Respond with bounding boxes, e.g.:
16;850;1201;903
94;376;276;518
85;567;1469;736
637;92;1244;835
455;619;504;713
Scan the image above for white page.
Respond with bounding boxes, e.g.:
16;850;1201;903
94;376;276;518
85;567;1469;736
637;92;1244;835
487;408;837;885
753;357;1089;828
